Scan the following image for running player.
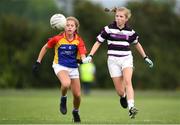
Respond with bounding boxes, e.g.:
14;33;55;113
83;7;153;119
32;16;87;122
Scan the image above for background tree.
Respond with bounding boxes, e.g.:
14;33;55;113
127;0;180;89
0;0;179;89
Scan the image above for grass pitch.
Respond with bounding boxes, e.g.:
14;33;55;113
0;89;180;124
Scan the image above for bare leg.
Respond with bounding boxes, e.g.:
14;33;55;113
56;70;71;115
122;67;134;101
71;78;81;122
112;76;125;96
112;76;128;108
123;67;138;118
71;78;81;110
56;70;71;96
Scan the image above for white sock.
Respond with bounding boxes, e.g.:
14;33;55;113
120;92;126;97
123;93;126;97
128;99;134;110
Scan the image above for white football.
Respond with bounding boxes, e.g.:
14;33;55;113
50;14;66;30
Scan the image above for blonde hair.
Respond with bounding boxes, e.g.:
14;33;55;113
105;7;131;20
66;16;80;32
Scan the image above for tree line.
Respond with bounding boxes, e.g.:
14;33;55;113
0;0;179;89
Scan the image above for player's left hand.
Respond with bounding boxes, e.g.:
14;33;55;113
144;57;153;68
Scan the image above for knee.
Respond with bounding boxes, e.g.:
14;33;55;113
61;82;71;89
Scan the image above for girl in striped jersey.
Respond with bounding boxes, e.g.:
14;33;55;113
82;7;153;119
33;16;87;122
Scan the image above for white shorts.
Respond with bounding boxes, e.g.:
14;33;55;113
107;55;133;77
52;63;79;79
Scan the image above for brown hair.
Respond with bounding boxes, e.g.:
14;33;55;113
105;7;131;20
66;16;80;33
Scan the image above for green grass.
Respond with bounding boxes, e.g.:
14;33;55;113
0;89;180;124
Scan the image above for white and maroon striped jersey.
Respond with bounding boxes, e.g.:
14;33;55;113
96;21;139;57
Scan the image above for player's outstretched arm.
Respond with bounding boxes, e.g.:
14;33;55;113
36;44;49;63
134;42;153;68
32;44;49;76
89;41;101;56
82;41;101;63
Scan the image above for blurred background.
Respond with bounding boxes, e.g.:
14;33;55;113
0;0;180;90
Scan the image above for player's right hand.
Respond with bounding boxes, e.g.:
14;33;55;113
82;55;92;64
32;61;41;76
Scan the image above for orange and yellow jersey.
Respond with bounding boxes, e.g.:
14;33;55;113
47;32;87;68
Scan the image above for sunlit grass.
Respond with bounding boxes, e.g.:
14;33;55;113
0;89;180;124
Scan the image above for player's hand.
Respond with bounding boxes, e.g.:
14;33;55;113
82;55;92;64
77;59;83;64
32;61;41;76
144;56;153;68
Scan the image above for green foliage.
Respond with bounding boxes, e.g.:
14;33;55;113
0;0;59;23
0;0;61;88
127;0;180;89
0;0;179;89
74;0;112;47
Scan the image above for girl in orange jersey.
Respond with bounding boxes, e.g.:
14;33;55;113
33;16;87;122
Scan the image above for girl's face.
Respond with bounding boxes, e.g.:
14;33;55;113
65;20;77;35
115;10;128;27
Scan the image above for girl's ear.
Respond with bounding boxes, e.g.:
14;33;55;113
125;18;129;22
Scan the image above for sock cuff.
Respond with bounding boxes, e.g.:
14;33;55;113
120;93;126;98
73;109;79;112
123;93;126;97
127;99;134;103
127;99;135;109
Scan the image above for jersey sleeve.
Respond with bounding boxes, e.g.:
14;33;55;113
129;31;139;45
47;36;59;48
96;26;109;43
77;37;87;55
